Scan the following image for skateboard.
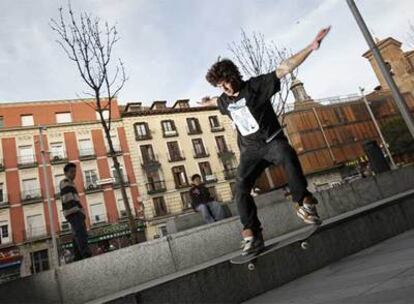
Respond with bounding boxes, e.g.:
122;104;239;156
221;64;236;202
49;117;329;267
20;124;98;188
230;224;320;271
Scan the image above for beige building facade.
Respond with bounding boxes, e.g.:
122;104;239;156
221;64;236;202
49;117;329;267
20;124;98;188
122;100;240;239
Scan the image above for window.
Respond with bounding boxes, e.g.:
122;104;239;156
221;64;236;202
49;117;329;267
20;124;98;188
334;108;347;123
192;138;206;156
0;116;3;128
172;166;188;188
187;118;201;134
117;199;128;218
26;214;46;238
140;145;156;163
90;203;106;224
215;136;228;153
162;120;177;136
21;115;34;127
167;141;183;161
0;183;5;204
209;116;221;128
134;122;151;140
158;225;168;237
50;142;65;159
78;139;94;156
153;197;168;217
54;174;64;194
22;179;39;199
30;249;50;274
84;170;98;187
55;112;72;124
96;109;110;120
19;145;35;164
0;221;10;244
199;162;214;181
180;191;192;210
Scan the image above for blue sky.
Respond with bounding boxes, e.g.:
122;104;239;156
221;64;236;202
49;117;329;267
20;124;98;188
0;0;412;106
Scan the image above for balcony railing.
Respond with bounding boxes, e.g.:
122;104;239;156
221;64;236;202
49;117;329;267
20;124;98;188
21;189;43;204
84;183;102;194
50;151;68;164
91;214;108;226
163;129;178;138
217;146;235;160
113;175;129;188
135;132;152;141
193;147;210;159
167;151;185;162
60;221;71;234
175;181;190;189
186;125;202;135
146;181;167;194
211;125;225;132
203;174;218;184
223;168;237;180
24;226;48;241
107;144;122;156
79;148;96;160
0;159;4;171
17;155;38;169
141;154;161;171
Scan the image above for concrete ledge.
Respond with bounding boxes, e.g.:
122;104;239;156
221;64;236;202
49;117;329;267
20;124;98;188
103;189;414;304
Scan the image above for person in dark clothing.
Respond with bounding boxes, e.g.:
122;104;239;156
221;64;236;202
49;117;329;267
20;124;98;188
190;174;226;223
60;162;91;261
200;27;331;255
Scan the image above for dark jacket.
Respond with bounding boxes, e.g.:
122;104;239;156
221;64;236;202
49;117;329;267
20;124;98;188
59;177;83;218
189;184;214;210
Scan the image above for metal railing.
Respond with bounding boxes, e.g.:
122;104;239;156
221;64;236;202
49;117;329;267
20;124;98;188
84;183;102;193
24;226;48;240
223;168;237;180
193;147;210;158
17;155;38;167
91;214;108;225
78;148;96;159
167;151;185;162
146;181;167;194
21;189;42;202
50;150;68;164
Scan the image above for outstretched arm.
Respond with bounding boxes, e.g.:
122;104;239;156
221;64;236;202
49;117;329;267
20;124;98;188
276;26;331;79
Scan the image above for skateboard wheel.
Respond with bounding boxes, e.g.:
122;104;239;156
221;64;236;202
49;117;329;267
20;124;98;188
248;263;255;271
301;241;309;250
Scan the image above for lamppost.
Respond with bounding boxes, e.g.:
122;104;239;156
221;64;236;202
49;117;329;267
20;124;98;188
347;0;414;140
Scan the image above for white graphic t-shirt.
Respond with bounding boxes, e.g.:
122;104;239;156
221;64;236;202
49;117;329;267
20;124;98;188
228;98;259;136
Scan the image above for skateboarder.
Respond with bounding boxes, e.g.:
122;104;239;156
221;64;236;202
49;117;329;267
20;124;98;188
200;27;331;255
190;174;226;223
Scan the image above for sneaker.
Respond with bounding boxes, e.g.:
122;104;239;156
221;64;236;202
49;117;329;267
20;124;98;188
240;229;265;256
295;203;321;225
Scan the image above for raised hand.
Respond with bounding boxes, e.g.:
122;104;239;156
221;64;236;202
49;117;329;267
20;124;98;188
311;26;331;51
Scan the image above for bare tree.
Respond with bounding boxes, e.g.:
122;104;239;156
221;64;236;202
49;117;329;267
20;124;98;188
50;3;140;244
407;21;414;49
228;29;298;123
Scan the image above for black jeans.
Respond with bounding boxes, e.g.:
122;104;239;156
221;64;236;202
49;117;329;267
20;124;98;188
235;137;310;234
67;212;91;261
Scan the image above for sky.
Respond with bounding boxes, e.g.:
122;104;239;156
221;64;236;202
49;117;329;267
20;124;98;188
0;0;412;106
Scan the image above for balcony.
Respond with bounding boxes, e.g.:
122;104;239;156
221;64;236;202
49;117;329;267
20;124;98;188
107;144;122;157
163;130;178;138
0;159;4;172
175;182;190;189
135;132;152;141
113;175;130;189
24;226;48;241
60;222;71;234
78;148;96;160
223;168;237;180
186;125;202;135
217;147;235;161
0;191;8;208
141;154;161;172
193;147;210;159
17;155;38;169
84;183;102;194
203;174;218;184
146;181;167;194
211;125;225;132
50;151;68;165
167;151;185;162
91;214;108;226
21;189;43;204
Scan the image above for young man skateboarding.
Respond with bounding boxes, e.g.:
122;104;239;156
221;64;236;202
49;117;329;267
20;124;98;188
200;27;331;255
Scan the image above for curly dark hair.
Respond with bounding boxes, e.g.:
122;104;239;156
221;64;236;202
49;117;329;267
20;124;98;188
205;58;243;87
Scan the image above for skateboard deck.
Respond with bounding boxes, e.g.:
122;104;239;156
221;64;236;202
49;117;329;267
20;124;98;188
230;224;320;267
